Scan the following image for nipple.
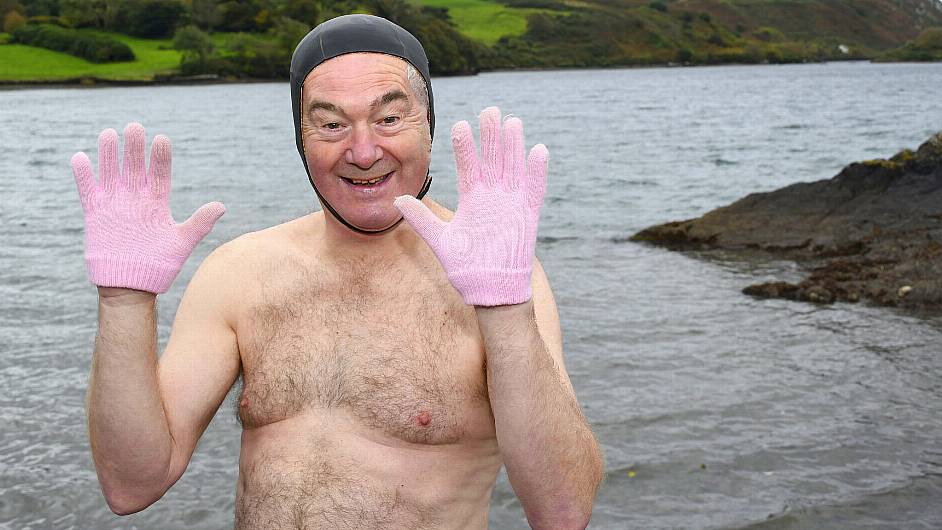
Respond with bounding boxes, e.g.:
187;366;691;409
416;411;431;427
240;398;249;408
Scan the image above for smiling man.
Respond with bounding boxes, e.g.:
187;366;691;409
75;14;602;530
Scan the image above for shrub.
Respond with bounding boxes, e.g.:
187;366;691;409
913;27;942;50
3;10;26;33
649;1;667;13
59;0;104;29
125;0;186;38
215;1;262;32
278;0;320;27
708;33;725;47
173;24;213;63
28;15;72;28
12;23;134;62
753;26;785;43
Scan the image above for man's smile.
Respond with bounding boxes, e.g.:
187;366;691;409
341;171;394;190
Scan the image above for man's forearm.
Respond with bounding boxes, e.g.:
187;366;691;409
477;301;603;530
87;289;174;514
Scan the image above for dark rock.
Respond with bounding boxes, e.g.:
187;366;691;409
630;132;942;311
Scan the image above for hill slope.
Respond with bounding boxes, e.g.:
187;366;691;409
478;0;942;68
2;0;941;83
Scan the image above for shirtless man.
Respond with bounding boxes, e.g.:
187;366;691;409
74;14;603;530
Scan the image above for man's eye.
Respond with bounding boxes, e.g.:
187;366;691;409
382;116;400;125
324;122;341;130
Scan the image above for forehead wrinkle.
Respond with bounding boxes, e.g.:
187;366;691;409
303;57;414;118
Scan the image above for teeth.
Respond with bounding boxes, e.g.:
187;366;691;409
349;174;387;185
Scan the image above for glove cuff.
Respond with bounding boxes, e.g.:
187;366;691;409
86;255;180;294
449;268;532;307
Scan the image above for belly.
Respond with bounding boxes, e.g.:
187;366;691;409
234;409;502;530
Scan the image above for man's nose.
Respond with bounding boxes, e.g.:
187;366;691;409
345;125;383;168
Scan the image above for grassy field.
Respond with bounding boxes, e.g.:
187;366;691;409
0;30;249;82
0;31;182;81
0;0;541;82
412;0;547;45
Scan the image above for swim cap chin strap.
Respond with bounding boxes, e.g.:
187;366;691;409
290;14;435;235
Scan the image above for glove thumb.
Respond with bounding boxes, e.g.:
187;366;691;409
394;195;447;248
180;201;226;243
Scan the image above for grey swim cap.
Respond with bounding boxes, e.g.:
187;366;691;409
289;14;434;234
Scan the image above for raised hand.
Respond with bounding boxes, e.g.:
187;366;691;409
71;123;225;294
394;106;548;306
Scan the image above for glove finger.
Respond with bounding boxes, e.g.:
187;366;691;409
478;107;503;188
501;117;525;192
180;201;226;244
98;128;119;194
71;152;96;213
149;134;172;199
393;195;447;248
123;122;147;191
451;120;479;197
526;144;549;212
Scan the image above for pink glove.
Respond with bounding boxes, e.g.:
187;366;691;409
71;123;225;294
394;106;548;306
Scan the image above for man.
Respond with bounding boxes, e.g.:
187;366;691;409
73;14;603;530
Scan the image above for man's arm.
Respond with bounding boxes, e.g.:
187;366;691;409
87;243;241;515
393;107;601;527
476;259;603;530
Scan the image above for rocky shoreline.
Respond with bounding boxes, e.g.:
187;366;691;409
631;131;942;312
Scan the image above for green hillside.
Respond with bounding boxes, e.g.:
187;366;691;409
0;31;180;81
479;0;942;68
1;0;940;84
409;0;549;45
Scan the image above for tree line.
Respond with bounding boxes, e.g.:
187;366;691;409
2;0;483;75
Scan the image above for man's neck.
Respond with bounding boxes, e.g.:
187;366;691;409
312;206;429;263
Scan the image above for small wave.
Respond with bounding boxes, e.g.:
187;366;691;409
775;124;806;130
713;158;739;166
538;235;579;244
619;178;660;187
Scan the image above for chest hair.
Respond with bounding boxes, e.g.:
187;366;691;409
235;254;488;444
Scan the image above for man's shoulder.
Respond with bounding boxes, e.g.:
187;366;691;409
198;214;314;277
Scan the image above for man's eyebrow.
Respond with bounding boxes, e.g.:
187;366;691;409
371;90;410;109
307;100;341;114
307;90;410;115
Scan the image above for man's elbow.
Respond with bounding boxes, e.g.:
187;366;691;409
98;475;172;516
535;451;603;530
529;484;601;530
528;504;594;530
102;487;162;516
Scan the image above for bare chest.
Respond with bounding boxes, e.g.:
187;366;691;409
235;263;493;444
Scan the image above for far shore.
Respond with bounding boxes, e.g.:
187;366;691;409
4;59;938;90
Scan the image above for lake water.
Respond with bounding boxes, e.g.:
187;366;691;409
2;62;942;529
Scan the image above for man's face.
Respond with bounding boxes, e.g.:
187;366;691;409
299;53;432;232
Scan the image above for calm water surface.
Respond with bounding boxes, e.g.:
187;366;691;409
2;62;942;529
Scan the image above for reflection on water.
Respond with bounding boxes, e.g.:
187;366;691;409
2;62;942;529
